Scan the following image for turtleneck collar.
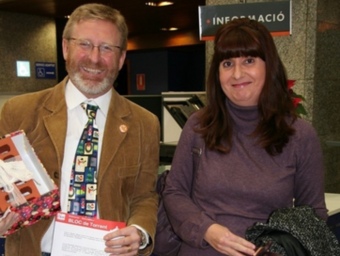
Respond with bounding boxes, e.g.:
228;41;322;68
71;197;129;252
226;98;260;135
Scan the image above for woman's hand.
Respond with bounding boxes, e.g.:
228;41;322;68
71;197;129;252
0;212;19;235
204;223;256;256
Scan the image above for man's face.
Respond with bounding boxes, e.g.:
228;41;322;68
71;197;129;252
62;19;126;98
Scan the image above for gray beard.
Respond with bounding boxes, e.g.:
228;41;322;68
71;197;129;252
70;72;114;96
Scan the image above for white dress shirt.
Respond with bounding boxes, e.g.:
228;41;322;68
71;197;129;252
41;80;111;252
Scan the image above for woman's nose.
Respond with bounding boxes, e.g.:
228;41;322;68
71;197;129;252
232;63;243;79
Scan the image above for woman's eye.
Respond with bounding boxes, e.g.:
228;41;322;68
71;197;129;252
222;60;233;67
245;58;255;64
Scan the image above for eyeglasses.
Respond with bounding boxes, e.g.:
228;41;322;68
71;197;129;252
67;38;121;55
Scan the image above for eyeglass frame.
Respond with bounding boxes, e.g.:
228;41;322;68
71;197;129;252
67;37;122;54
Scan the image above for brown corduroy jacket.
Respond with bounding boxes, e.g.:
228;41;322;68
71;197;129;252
0;76;160;256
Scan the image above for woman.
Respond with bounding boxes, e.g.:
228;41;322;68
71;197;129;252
163;18;328;256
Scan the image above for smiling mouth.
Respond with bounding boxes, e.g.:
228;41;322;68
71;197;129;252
83;67;103;75
233;83;247;88
232;81;251;87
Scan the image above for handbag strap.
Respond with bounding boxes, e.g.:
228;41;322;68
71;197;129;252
157;134;203;198
190;133;204;195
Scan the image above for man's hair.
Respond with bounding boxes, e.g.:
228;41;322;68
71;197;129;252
62;3;128;51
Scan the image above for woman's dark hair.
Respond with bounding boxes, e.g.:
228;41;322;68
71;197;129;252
196;18;297;155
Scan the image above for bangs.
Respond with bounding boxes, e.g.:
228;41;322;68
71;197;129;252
215;27;265;61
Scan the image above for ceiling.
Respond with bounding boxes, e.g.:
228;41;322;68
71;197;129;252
0;0;206;38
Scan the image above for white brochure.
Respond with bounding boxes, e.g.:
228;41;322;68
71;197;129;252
51;212;125;256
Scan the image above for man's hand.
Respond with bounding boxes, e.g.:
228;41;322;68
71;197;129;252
103;225;141;256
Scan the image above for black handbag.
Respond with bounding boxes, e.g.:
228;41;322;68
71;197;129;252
153;170;182;256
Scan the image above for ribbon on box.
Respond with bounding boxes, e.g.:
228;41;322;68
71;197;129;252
0;159;32;206
0;130;60;236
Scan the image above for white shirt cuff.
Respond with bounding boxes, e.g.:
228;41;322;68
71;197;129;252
131;224;150;249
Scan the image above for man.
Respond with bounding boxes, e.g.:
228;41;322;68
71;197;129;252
0;3;160;256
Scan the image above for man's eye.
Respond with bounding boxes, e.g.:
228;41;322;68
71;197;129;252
79;41;91;48
100;45;114;52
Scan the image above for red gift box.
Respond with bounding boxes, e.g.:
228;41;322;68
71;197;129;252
0;130;60;236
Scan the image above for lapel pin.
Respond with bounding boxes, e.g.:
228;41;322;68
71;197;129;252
119;124;128;133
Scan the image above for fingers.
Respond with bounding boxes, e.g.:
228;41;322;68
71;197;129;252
104;226;140;255
105;244;138;255
219;233;256;255
205;223;256;256
222;239;256;256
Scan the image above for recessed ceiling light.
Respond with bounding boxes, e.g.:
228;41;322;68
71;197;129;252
145;1;174;7
161;27;178;31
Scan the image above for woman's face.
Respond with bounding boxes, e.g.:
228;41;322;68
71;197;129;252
219;56;266;107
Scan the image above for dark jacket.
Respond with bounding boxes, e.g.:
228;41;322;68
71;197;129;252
246;206;340;256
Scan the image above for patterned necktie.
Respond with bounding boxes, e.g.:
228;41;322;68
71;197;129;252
68;103;99;217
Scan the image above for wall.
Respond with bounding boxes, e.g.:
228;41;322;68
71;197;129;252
0;11;57;93
206;0;340;192
313;0;340;192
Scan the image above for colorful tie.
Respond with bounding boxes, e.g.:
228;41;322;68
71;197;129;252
68;103;99;217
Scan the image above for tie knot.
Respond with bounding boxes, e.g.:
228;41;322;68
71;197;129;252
82;103;99;120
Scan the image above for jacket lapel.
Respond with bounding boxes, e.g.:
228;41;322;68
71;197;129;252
98;90;130;178
42;78;68;171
